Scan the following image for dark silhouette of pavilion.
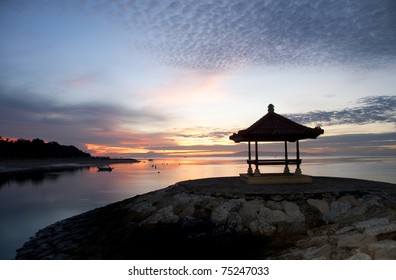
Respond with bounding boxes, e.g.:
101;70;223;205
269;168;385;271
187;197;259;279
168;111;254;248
230;104;324;184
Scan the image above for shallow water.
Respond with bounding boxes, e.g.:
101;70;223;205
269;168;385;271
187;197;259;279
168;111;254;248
0;156;395;259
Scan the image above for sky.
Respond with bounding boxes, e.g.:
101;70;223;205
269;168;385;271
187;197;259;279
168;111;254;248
0;0;395;158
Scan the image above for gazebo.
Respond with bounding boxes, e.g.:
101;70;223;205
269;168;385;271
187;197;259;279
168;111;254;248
230;104;324;184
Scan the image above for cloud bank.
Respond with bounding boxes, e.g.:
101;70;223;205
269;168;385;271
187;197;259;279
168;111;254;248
78;0;396;72
285;95;396;126
5;0;396;72
0;88;168;149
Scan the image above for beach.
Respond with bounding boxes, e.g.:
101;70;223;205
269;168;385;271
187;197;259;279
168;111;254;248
15;176;396;260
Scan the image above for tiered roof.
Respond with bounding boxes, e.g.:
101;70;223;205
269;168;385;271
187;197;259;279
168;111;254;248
229;104;324;142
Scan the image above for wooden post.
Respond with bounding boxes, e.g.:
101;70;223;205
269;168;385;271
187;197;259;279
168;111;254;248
247;141;252;174
284;141;290;173
254;141;260;176
295;140;302;174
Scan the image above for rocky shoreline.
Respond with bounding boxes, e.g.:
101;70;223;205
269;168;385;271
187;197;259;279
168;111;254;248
15;176;396;260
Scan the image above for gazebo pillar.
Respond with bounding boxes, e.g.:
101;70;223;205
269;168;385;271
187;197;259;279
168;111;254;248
254;141;261;176
295;140;302;175
247;141;253;174
284;141;290;174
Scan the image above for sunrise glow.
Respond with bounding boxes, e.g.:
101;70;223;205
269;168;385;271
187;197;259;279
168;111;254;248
0;1;394;158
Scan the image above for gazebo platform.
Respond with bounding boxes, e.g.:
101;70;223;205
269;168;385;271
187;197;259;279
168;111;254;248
240;173;312;184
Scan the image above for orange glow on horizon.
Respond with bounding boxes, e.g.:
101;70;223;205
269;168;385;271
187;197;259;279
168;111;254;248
165;151;236;157
86;143;237;157
86;144;149;156
382;145;396;150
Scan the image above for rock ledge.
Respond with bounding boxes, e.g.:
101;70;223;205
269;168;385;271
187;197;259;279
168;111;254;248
16;176;396;260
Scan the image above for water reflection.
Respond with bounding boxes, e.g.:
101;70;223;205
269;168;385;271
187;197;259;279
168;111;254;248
0;167;90;188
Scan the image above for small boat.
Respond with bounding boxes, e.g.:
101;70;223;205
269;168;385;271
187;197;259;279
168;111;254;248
97;166;113;172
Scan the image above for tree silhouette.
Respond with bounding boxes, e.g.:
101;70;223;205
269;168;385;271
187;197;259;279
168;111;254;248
0;137;91;158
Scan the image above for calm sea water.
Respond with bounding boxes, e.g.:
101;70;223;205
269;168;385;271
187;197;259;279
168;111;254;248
0;156;395;259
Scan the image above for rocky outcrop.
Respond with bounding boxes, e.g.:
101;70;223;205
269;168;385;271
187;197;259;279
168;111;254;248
15;177;396;260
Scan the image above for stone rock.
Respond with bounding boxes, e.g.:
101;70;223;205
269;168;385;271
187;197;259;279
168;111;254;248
277;221;307;235
265;200;283;211
179;205;195;219
140;206;179;225
355;217;389;230
54;240;80;251
212;225;235;236
210;199;244;226
140;213;162;225
143;189;168;204
348;252;372;260
307;199;329;214
358;199;394;218
370;224;396;236
158;206;179;224
249;220;276;236
126;201;157;217
367;240;396;259
367;239;396;251
227;212;248;232
345;206;366;220
338;195;359;207
227;212;241;227
323;200;352;223
361;199;379;209
239;200;263;226
335;225;356;235
303;244;333;260
336;233;376;248
168;192;202;213
354;218;396;236
296;235;328;249
257;207;288;224
353;218;396;236
194;197;219;220
283;201;305;222
308;223;339;238
329;247;359;259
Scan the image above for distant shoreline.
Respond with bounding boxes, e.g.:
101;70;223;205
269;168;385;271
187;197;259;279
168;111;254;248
0;157;139;174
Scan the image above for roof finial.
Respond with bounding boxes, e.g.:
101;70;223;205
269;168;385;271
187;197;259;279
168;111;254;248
268;104;274;113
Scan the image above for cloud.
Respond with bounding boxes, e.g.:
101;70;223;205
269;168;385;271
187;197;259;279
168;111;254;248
4;0;396;72
176;129;235;140
0;89;163;126
285;95;396;126
169;126;238;147
78;0;396;72
61;74;97;90
0;87;168;148
141;72;230;107
302;132;396;156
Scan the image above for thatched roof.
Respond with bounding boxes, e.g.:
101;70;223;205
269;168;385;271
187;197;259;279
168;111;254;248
229;104;324;142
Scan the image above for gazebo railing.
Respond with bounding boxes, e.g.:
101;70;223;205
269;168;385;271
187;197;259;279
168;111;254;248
247;159;301;166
